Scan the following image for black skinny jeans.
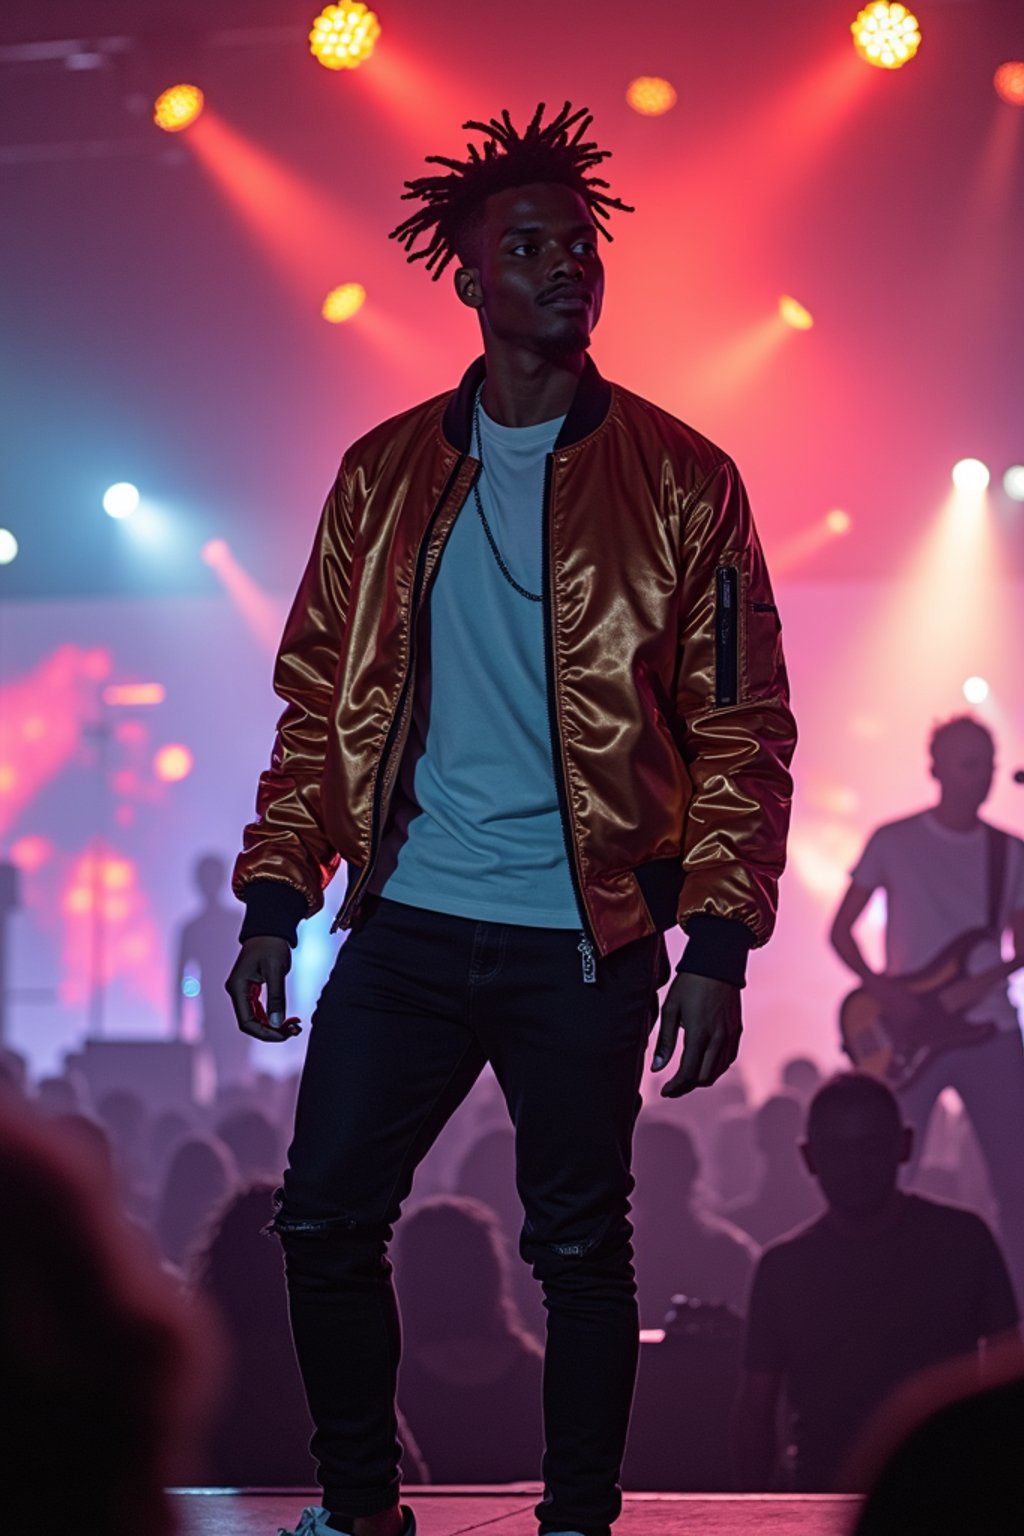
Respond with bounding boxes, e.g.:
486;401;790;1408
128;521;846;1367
273;896;663;1536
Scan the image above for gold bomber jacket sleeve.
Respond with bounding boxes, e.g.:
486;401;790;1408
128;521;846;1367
231;466;355;916
674;457;796;947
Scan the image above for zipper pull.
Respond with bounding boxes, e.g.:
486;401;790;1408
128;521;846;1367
578;932;597;985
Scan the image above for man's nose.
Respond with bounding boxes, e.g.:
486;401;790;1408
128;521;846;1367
548;247;584;280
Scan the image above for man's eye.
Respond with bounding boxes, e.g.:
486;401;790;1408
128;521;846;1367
512;244;537;256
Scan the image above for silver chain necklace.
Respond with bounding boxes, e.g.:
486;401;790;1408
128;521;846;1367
471;387;544;603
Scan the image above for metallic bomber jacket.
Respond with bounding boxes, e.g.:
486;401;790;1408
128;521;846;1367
233;354;797;959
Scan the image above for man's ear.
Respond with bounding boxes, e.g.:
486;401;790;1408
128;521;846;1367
455;266;483;311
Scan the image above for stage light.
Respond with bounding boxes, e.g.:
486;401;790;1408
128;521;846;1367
10;835;53;872
626;77;678;117
181;974;201;998
994;63;1024;107
826;509;852;536
309;4;381;71
851;4;921;71
201;538;230;567
1003;466;1024;502
0;529;18;564
951;458;990;493
102;683;166;707
102;482;140;519
153;83;204;133
962;676;989;704
322;282;367;323
779;295;814;331
154;744;194;783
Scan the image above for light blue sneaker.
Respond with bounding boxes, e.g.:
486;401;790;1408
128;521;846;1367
278;1507;416;1536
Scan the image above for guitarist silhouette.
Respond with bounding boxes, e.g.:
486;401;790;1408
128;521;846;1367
830;716;1024;1305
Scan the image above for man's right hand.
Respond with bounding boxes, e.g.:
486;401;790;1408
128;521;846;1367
225;936;303;1042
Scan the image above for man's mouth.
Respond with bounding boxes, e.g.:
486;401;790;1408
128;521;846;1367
542;289;592;311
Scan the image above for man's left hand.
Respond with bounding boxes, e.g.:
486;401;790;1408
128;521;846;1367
650;972;743;1097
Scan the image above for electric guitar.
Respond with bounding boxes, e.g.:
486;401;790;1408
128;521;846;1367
839;927;1021;1091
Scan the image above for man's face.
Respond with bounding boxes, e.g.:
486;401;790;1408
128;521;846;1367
931;728;995;812
802;1103;910;1216
455;181;605;356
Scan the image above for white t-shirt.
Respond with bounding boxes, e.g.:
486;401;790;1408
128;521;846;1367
850;812;1024;1031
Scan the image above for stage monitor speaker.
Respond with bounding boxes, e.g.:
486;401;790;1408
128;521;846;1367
74;1038;199;1112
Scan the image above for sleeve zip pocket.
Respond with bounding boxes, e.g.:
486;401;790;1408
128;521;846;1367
715;564;739;706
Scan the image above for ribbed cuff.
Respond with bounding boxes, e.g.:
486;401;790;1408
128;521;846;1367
237;879;310;948
676;914;754;988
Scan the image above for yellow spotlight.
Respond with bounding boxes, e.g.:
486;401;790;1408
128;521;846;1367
994;62;1024;107
779;294;814;331
322;282;367;323
951;458;990;493
309;4;381;71
851;4;921;71
153;83;204;133
826;508;852;536
626;77;678;117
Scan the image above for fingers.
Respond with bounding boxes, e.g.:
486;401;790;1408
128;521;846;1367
225;939;302;1043
650;1002;680;1073
656;974;743;1098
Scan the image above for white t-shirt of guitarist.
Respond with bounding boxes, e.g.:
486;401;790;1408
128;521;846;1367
850;813;1024;1033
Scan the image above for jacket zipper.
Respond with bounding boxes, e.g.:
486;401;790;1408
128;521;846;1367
541;452;598;978
715;564;739;707
331;456;472;932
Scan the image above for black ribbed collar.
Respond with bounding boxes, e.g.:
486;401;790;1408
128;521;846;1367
441;353;612;454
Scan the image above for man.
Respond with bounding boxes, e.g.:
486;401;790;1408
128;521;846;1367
734;1072;1020;1491
173;852;251;1090
830;716;1024;1300
226;103;795;1536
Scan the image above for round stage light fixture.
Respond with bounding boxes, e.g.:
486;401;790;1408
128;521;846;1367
153;83;204;133
322;282;367;323
962;676;989;705
0;528;18;564
154;743;194;783
951;458;990;493
826;509;852;536
309;4;381;71
626;78;678;117
779;295;814;331
102;482;140;519
994;63;1024;107
851;4;921;70
1002;466;1024;502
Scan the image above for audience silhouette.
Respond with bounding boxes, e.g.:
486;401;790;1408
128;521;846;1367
394;1195;543;1483
734;1071;1019;1491
852;1347;1024;1534
632;1119;759;1323
0;1103;214;1535
156;1131;238;1271
726;1094;823;1246
453;1123;547;1338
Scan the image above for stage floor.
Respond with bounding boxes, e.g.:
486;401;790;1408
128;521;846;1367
173;1488;861;1536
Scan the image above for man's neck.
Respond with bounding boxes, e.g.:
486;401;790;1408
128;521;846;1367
479;342;585;427
931;799;983;833
825;1189;906;1238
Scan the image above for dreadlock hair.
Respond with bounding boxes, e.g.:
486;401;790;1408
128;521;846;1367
389;101;634;281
